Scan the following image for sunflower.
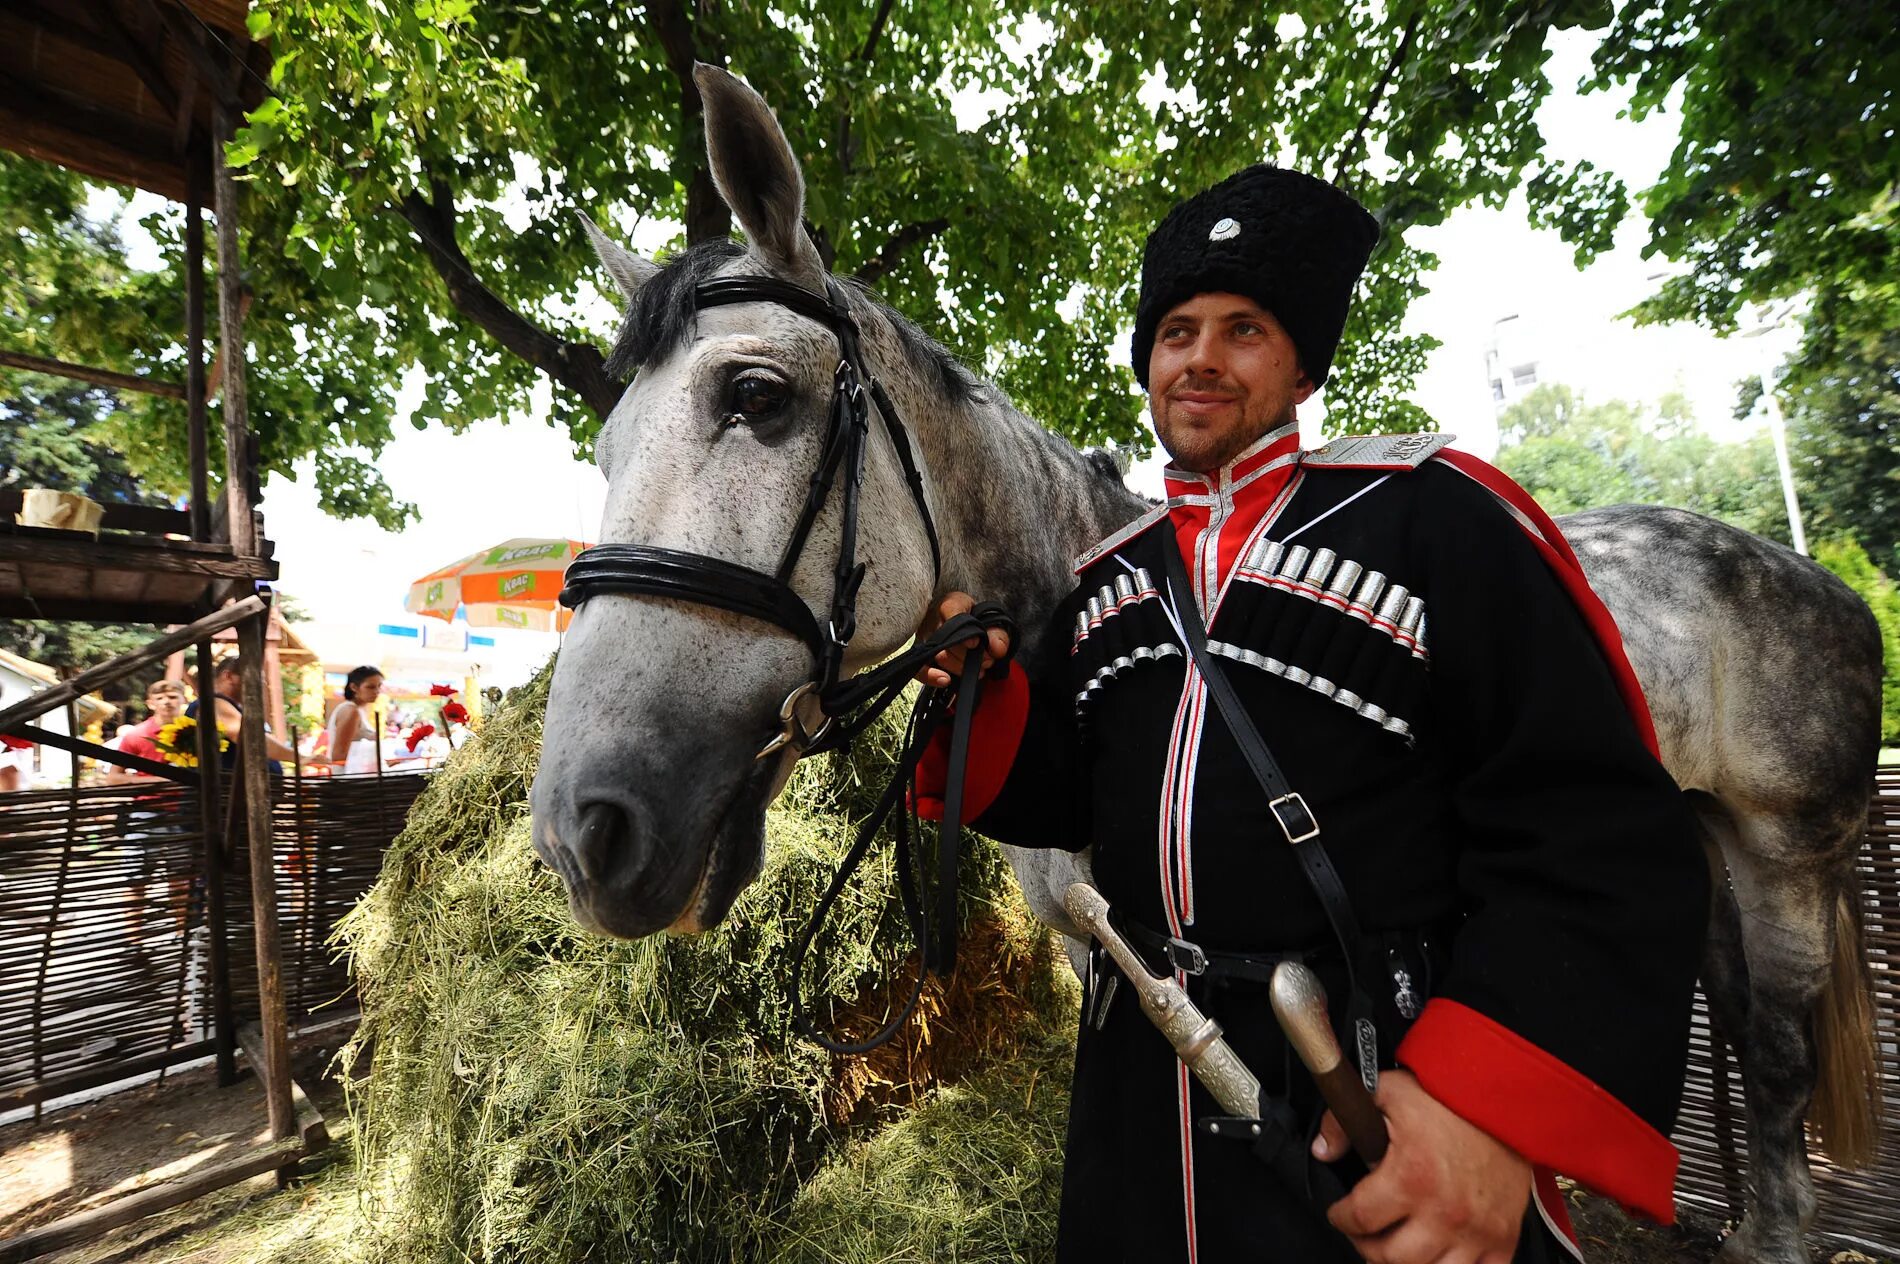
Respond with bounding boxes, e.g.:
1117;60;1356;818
153;715;229;768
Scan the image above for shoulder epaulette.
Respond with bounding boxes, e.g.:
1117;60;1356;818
1300;433;1455;470
1073;503;1169;574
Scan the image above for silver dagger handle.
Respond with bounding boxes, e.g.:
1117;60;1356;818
1065;882;1263;1119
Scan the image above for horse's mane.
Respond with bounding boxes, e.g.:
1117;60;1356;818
605;239;977;408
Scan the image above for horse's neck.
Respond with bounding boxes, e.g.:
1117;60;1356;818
918;388;1149;662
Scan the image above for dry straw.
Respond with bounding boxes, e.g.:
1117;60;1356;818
314;665;1076;1263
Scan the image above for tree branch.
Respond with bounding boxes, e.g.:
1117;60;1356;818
1332;15;1421;187
853;217;951;286
395;178;622;419
859;0;897;62
646;0;731;242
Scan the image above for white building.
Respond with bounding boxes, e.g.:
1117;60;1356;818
0;648;119;788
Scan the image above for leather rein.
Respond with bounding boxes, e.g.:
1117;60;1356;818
559;273;1016;1053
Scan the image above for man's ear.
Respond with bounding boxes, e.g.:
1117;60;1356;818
1293;370;1317;406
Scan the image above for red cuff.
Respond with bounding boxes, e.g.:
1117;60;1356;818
912;660;1030;824
1396;998;1679;1224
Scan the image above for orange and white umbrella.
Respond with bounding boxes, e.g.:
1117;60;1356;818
404;538;588;633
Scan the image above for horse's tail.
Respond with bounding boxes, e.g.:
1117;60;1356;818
1810;878;1882;1168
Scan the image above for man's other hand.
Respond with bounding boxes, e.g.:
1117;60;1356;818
915;591;1011;689
1312;1069;1531;1264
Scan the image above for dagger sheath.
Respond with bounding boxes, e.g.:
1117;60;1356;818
1064;882;1262;1118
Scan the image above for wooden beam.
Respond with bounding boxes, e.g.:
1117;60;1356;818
209;102;255;559
0;349;185;399
0;1038;216;1113
0;534;272;576
236;613;293;1142
141;0;240;110
0;1136;302;1264
0;598;207;625
238;1022;328;1151
0;595;262;732
80;0;183;121
10;723;194;783
196;637;235;1085
186;147;209;539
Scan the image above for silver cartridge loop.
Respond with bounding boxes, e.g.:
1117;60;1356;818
1324;559;1364;601
1276;545;1312;582
1301;547;1338;591
1397;596;1426;640
1347;570;1388;620
1373;584;1411;629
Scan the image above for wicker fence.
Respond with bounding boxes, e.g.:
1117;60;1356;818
7;763;1900;1241
0;771;430;1113
1671;766;1900;1252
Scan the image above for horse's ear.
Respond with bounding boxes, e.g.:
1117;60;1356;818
694;63;825;282
579;214;660;306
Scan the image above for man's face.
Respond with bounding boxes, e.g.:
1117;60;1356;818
216;670;240;699
146;687;185;725
1147;292;1314;473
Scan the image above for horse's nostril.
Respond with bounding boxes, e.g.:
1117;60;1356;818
574;801;641;885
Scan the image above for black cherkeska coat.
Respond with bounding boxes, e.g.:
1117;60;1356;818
918;425;1709;1263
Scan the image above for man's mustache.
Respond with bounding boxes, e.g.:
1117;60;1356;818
1167;383;1244;401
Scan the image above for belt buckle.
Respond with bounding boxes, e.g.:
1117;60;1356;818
1165;936;1207;977
1268;792;1320;844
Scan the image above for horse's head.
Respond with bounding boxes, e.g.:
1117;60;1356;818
531;66;949;939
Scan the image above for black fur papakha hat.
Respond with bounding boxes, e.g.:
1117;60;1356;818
1131;165;1380;389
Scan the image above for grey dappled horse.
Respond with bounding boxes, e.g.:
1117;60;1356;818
530;64;1884;1264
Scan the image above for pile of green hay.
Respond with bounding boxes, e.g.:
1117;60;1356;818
324;666;1077;1264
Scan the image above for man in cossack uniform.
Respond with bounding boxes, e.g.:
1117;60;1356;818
915;166;1709;1262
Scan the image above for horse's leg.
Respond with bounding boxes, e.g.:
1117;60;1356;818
1713;818;1838;1264
1692;796;1753;1060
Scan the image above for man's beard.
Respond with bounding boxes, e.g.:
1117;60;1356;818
1157;394;1296;472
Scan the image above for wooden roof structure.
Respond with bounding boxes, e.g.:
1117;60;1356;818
0;6;310;1243
0;0;268;205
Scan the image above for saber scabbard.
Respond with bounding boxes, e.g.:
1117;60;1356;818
1064;882;1261;1119
1270;961;1389;1165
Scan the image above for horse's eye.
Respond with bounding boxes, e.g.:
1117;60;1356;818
728;373;788;423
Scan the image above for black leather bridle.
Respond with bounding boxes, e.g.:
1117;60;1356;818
560;274;944;761
558;273;1015;1053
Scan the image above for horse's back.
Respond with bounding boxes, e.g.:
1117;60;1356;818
1558;504;1882;821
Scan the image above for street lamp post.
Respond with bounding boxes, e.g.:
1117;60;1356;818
1739;303;1808;557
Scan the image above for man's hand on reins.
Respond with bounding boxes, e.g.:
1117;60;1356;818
915;591;1012;689
1312;1069;1532;1264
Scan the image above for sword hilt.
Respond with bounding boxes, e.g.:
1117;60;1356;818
1270;961;1389;1165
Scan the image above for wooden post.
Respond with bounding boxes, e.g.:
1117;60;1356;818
194;641;235;1084
208;102;254;558
264;622;287;739
289;723;308;1017
185;145;209;543
237;612;292;1142
29;704;82;1121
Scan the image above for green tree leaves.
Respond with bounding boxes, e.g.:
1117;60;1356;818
1495;382;1788;537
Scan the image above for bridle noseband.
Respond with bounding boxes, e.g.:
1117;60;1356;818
559;274;942;760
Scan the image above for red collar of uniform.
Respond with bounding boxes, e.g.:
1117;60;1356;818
1161;422;1300;500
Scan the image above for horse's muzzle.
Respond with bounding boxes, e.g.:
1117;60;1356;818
533;796;704;940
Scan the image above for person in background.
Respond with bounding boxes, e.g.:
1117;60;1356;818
325;665;385;774
188;657;297;772
0;760;21;794
106;679;189;784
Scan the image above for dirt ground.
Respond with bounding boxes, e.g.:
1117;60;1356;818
1;1033;1893;1264
0;1028;353;1263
